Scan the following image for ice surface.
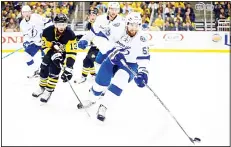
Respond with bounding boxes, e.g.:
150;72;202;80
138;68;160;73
1;51;230;146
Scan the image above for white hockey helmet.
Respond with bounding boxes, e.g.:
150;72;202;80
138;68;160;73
21;5;32;19
125;12;142;27
107;2;120;13
21;5;31;12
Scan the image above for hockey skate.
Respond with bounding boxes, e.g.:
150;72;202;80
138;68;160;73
96;104;107;122
40;90;52;103
32;86;45;97
74;76;87;84
77;100;96;109
27;69;40;78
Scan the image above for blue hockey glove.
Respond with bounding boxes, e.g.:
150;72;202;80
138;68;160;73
108;47;127;67
78;40;88;49
134;68;148;88
61;67;73;82
23;41;33;49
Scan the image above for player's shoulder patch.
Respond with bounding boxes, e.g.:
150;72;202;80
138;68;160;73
140;35;147;42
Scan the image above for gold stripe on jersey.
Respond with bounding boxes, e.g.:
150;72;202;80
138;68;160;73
48;77;58;83
89;67;95;74
41;36;52;54
47;83;56;88
47;76;59;89
39;78;47;87
82;67;89;75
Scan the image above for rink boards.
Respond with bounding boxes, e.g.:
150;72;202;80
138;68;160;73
2;31;230;53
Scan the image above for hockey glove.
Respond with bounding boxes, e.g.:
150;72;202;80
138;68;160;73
78;40;88;49
51;52;63;68
134;68;148;88
52;41;65;52
108;47;127;67
61;67;73;82
23;41;33;49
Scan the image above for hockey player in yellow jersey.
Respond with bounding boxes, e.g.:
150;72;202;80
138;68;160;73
32;14;77;103
75;8;99;84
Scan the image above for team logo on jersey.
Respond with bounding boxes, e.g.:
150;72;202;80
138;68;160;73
105;28;111;36
112;23;120;27
140;36;147;42
121;35;131;43
27;27;38;38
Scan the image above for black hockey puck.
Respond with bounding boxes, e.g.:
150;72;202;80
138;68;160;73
74;80;77;83
77;103;83;109
194;137;201;142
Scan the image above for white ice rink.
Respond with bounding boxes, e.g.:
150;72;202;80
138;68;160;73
1;51;230;146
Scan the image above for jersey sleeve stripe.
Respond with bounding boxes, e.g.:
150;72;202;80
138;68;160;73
137;55;150;60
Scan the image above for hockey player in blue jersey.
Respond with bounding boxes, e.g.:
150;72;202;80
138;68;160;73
20;5;52;78
77;12;150;122
77;2;123;75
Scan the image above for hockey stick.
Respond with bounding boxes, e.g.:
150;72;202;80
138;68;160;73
2;47;24;59
66;79;91;117
121;60;201;145
61;65;90;117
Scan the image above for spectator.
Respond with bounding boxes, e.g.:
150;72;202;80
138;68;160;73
141;14;150;26
5;18;19;32
122;2;132;14
148;2;158;19
142;4;151;16
164;3;172;17
165;16;174;27
184;2;194;14
183;21;195;31
174;13;183;23
154;14;164;30
171;21;183;31
149;22;161;31
157;2;163;15
225;3;231;18
184;8;195;22
96;2;107;13
164;20;172;31
132;2;144;14
175;4;185;18
218;8;227;20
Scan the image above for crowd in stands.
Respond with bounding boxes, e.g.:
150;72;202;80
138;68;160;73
89;2;197;31
2;2;76;32
2;1;230;32
213;1;230;30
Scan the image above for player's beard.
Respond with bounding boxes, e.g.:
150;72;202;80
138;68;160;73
126;27;137;37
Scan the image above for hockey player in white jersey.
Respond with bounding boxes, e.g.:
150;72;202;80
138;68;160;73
20;5;52;78
77;12;150;122
77;2;124;79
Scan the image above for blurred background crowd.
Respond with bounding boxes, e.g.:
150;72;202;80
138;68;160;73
2;1;230;32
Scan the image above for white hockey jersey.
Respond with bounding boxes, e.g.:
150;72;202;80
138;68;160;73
80;14;125;54
114;31;150;69
20;13;52;46
94;24;150;70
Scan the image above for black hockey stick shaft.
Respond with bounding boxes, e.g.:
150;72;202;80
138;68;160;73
61;64;90;117
67;79;91;117
121;61;195;144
